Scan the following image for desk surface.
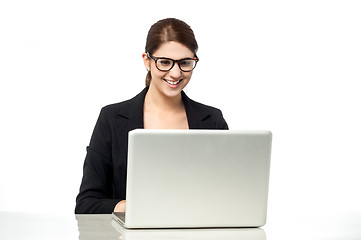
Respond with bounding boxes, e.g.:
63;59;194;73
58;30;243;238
0;212;360;240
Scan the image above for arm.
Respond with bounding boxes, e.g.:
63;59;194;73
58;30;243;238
75;108;122;214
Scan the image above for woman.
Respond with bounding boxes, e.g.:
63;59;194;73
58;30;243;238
75;18;228;214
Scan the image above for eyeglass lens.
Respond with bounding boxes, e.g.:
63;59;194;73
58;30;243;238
157;59;196;72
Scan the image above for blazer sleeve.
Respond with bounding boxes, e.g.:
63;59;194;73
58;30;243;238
75;108;121;214
217;109;229;130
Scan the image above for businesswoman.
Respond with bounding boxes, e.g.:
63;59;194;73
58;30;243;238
75;18;228;214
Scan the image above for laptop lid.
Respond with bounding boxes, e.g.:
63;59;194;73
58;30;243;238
122;129;272;228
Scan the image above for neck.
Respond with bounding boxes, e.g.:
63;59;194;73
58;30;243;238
145;84;184;112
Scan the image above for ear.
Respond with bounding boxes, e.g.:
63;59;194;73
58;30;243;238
142;52;150;71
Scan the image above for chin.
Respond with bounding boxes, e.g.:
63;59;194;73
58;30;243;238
161;87;184;98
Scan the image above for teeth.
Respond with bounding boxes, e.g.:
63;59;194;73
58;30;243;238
165;79;181;85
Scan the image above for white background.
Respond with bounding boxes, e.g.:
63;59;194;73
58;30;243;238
0;0;360;221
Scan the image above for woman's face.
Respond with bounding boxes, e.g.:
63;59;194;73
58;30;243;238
143;41;195;99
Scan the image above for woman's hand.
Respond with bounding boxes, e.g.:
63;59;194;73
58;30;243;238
114;200;126;212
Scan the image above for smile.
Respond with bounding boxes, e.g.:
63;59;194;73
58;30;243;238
164;79;182;85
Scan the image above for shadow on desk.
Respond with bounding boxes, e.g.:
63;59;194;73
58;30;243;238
76;215;266;240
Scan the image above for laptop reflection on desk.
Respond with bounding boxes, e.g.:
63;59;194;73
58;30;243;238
113;129;272;229
112;218;266;240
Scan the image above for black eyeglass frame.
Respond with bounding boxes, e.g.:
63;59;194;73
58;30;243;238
147;52;199;72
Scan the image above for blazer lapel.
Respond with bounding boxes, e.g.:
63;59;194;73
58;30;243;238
115;87;213;130
117;87;149;130
182;91;212;129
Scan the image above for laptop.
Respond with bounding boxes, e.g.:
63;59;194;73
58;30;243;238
113;129;272;228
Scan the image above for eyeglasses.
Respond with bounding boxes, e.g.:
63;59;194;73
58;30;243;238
147;52;199;72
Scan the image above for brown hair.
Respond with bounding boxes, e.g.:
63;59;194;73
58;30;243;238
145;18;198;86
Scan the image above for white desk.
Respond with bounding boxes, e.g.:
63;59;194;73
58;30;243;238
0;212;360;240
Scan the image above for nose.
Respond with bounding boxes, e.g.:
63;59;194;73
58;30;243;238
168;63;182;79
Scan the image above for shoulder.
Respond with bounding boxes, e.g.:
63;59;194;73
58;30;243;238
99;87;148;119
100;99;132;117
187;97;224;117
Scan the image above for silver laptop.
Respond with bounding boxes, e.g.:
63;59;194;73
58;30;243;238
113;129;272;228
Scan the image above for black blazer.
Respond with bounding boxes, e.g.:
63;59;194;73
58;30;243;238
75;87;228;214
